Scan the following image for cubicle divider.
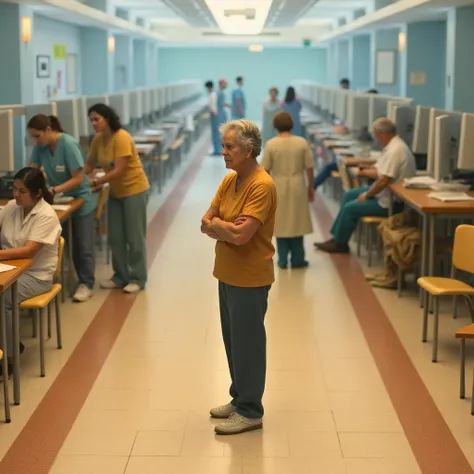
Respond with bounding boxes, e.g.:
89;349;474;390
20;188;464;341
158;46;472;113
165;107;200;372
0;110;14;173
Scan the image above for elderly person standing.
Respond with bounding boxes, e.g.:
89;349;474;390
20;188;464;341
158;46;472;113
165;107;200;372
200;119;277;436
261;111;314;269
315;118;416;254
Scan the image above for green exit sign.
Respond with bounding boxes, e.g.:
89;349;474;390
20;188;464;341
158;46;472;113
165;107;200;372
303;39;311;48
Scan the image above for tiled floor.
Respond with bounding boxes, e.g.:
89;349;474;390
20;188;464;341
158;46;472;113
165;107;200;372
2;141;474;474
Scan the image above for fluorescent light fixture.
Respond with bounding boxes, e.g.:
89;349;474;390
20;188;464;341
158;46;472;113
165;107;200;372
398;31;406;52
204;0;273;35
21;16;32;43
249;44;264;52
108;35;115;53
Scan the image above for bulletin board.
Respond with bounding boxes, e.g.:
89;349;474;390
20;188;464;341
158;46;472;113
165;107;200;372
375;50;396;85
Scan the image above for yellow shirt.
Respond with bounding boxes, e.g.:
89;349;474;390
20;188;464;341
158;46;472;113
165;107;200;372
211;166;277;288
90;129;149;199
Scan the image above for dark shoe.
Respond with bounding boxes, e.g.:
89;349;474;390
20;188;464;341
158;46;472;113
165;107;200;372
314;238;334;248
277;262;288;269
292;261;309;269
316;242;350;254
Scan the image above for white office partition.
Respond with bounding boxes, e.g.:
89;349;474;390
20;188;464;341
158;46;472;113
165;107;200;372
109;92;130;126
434;115;462;181
0;110;14;172
458;113;474;171
140;89;152;117
24;103;58;123
129;90;142;121
76;97;89;138
0;105;25;117
392;105;415;148
412;106;430;154
56;98;80;140
346;95;370;131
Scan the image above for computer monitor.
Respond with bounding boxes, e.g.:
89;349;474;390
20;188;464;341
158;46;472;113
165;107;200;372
412;105;430;154
328;89;337;116
427;108;462;175
434;114;462;181
346;94;370;132
458;113;474;171
369;95;413;125
392;105;415;148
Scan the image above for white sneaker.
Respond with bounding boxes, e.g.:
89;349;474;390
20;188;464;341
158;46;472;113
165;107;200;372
73;284;93;302
123;283;141;294
214;413;263;435
210;403;236;419
100;279;122;290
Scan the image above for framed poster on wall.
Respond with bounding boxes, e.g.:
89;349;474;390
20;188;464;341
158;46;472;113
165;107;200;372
375;50;396;85
36;55;51;78
66;54;78;94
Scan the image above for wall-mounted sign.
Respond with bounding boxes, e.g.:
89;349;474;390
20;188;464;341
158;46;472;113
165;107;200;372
53;44;67;60
410;72;426;86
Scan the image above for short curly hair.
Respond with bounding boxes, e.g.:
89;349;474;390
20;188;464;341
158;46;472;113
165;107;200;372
219;119;262;159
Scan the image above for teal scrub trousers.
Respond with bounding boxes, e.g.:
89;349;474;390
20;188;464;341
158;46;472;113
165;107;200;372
108;190;149;288
276;237;306;268
331;186;403;245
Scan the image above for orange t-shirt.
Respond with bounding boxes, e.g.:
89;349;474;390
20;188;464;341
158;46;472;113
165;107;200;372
211;166;277;288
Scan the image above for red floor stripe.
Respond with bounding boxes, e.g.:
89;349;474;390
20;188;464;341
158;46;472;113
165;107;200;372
0;138;210;474
311;193;474;474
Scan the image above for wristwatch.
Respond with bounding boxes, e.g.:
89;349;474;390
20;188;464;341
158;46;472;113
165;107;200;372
92;179;98;188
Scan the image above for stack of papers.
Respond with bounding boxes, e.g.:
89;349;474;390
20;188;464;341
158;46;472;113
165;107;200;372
52;204;71;211
403;176;437;189
0;263;15;273
428;192;474;202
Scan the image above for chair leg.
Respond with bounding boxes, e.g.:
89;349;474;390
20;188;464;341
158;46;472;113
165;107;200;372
38;309;45;377
471;366;474;416
368;226;373;268
465;296;474;323
55;296;62;350
30;310;37;338
422;291;430;343
397;268;403;297
357;224;362;257
47;304;52;339
432;296;440;363
460;338;466;399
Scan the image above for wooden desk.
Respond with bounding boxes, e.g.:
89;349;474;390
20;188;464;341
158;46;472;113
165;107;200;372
389;184;474;292
337;156;377;167
0;259;32;416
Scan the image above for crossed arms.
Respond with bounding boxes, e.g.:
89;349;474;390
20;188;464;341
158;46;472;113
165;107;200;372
200;207;261;246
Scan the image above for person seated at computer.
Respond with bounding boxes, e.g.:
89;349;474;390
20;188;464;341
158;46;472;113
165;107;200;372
340;78;350;90
313;89;378;190
0;168;61;371
27;114;96;303
314;118;416;254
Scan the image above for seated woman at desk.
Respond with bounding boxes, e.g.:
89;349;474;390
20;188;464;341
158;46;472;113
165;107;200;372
86;103;150;294
0;168;61;368
27;114;96;303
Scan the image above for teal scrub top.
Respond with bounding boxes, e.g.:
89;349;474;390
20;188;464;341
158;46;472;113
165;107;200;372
231;87;246;119
30;133;96;217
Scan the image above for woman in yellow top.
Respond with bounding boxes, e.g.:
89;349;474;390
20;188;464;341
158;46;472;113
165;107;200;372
201;119;277;436
85;103;149;294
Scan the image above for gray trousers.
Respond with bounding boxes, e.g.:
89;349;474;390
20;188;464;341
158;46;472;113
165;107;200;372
218;281;271;419
62;209;96;289
4;274;52;357
108;191;148;288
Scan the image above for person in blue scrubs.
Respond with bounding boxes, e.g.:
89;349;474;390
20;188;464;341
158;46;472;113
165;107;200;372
217;79;229;127
280;87;302;137
231;76;246;119
28;114;96;303
205;80;221;156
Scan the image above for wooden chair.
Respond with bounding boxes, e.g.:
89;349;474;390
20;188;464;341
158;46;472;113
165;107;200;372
417;225;474;363
455;324;474;413
20;237;65;377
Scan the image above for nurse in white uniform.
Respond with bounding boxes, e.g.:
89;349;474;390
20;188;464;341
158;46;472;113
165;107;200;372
0;167;61;369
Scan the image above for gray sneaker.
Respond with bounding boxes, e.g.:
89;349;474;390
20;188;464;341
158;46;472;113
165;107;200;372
210;403;236;419
214;413;263;435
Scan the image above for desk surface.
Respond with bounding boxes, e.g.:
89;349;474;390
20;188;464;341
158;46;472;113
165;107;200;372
0;259;32;292
0;198;84;223
390;184;474;214
337;156;377;167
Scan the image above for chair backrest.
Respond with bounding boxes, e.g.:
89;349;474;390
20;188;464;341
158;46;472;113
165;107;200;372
55;236;65;279
453;225;474;274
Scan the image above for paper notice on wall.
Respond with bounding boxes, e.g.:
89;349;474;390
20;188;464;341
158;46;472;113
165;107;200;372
410;72;426;86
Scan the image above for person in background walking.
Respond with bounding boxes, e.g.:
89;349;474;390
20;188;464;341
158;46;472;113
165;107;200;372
232;76;246;119
280;87;302;137
205;80;220;156
261;87;280;146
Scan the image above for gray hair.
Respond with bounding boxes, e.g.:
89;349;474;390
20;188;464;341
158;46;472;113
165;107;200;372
219;119;262;159
372;117;397;135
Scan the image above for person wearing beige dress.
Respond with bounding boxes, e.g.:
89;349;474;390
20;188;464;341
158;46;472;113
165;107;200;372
260;111;314;269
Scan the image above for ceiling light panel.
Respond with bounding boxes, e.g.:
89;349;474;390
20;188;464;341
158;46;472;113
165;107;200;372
204;0;273;35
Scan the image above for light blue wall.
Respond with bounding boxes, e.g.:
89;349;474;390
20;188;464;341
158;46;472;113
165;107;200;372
133;39;146;88
400;21;446;108
446;6;474;112
371;28;401;96
33;15;82;103
157;47;327;121
115;34;133;92
349;34;371;91
337;40;350;82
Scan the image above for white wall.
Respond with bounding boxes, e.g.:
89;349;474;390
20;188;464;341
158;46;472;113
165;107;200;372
33;15;82;103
